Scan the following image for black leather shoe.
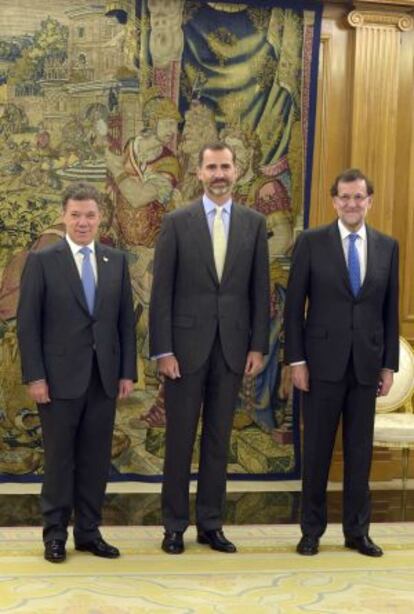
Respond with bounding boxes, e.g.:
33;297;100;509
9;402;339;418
296;535;319;555
44;539;66;563
162;530;184;554
197;529;237;553
345;535;383;557
75;537;120;558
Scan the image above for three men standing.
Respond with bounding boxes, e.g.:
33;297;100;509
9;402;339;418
149;143;270;554
17;162;399;562
17;182;137;562
284;169;399;557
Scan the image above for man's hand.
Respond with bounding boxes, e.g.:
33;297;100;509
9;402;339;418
118;378;134;399
291;364;310;392
157;355;181;380
377;369;394;397
27;380;50;404
244;351;264;377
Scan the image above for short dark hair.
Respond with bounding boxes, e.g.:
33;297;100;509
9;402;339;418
61;181;103;210
198;141;236;166
330;168;374;197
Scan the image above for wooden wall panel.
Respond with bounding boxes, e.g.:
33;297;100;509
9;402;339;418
310;5;352;228
397;30;414;341
348;10;404;235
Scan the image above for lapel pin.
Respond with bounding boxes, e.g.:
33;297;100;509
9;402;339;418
103;256;109;262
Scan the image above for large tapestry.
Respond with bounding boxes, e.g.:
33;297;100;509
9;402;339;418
0;0;321;481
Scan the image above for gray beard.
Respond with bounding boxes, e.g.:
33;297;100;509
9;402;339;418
208;183;230;196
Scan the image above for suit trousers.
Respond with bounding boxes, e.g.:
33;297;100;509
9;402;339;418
38;356;116;544
162;335;243;532
301;359;377;538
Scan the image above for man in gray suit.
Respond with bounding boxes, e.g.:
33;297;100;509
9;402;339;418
17;182;136;563
284;168;399;557
149;142;270;554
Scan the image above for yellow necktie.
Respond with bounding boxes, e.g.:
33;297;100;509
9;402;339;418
212;206;227;281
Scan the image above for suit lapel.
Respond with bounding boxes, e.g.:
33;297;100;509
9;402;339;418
359;224;377;298
94;243;111;315
57;239;90;314
328;221;378;299
220;204;244;286
189;201;219;285
188;201;247;286
327;222;354;297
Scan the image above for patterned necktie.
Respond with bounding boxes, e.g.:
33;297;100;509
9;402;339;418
79;246;96;314
348;233;361;296
212;206;227;281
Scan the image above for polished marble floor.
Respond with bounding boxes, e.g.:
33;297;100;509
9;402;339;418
1;489;413;527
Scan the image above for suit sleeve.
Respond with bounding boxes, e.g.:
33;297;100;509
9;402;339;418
284;232;310;364
382;240;399;371
149;214;177;357
249;216;270;353
16;251;47;384
118;253;137;381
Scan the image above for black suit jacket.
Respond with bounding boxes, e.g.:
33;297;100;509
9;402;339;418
284;221;399;385
149;200;270;374
17;239;137;399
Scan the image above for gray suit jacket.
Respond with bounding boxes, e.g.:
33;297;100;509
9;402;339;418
17;239;137;399
284;221;399;385
149;200;270;374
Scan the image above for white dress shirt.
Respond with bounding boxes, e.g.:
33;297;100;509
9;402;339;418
65;234;98;284
337;219;367;284
202;194;232;238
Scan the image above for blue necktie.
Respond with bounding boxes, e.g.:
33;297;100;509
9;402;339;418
348;234;361;297
79;247;95;314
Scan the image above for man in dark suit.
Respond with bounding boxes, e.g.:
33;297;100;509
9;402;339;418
284;168;399;557
17;182;136;563
149;142;270;554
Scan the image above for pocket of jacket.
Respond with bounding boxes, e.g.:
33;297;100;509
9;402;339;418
372;331;383;346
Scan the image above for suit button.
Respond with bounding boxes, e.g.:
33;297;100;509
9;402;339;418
92;344;96;351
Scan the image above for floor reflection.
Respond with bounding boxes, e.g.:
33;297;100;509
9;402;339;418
2;490;414;526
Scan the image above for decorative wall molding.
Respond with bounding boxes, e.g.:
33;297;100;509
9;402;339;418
352;0;414;7
348;10;414;31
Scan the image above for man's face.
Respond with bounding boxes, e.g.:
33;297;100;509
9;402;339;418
197;147;237;203
63;198;102;245
333;178;372;231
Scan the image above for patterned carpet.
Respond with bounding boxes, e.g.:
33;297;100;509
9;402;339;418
1;523;414;613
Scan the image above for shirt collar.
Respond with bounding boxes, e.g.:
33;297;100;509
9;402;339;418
202;193;232;216
337;219;367;241
65;234;96;256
